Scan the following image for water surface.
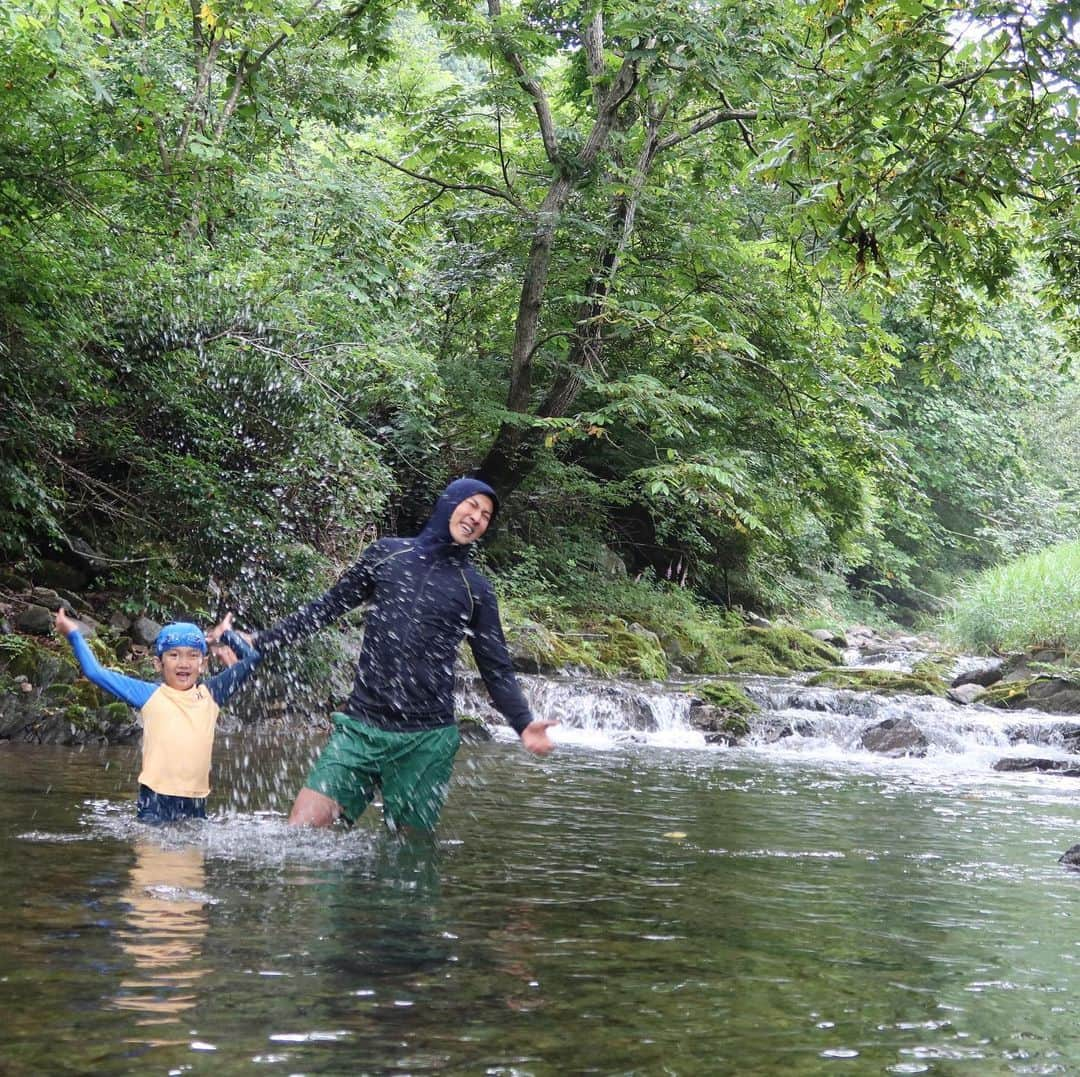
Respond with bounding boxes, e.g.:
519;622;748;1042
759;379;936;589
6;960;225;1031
2;731;1080;1074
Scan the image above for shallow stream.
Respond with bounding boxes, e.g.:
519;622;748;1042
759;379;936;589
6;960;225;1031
3;691;1080;1074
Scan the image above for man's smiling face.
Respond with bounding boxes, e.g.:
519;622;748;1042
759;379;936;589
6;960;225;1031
448;493;494;545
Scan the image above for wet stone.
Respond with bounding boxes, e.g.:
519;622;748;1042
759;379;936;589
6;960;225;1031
951;662;1004;689
860;717;928;758
995;758;1080;777
947;683;987;705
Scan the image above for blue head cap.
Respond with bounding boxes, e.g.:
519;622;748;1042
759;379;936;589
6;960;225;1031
418;477;499;548
154;623;208;656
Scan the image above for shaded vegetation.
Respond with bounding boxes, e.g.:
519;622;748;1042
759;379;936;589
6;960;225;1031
1;0;1077;642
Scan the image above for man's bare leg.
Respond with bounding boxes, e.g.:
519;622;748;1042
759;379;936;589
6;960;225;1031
288;787;342;827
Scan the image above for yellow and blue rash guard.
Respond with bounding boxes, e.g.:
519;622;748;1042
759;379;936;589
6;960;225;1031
65;630;261;799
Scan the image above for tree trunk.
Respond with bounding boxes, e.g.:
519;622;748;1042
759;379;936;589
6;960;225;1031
478;122;662;500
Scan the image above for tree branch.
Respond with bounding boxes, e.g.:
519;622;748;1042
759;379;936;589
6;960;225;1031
583;9;605;111
360;149;522;208
487;0;560;165
656;107;757;154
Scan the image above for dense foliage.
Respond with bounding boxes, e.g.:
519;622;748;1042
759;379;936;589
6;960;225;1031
1;0;1077;628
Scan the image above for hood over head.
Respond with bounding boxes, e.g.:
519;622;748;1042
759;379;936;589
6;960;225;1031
417;477;500;549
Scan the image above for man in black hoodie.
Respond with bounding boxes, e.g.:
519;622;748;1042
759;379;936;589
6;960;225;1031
247;477;557;830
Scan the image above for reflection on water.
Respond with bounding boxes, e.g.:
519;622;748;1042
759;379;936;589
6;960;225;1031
3;734;1080;1074
114;839;212;1032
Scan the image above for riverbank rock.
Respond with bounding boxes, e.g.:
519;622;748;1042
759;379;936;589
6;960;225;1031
951;661;1004;689
0;689;139;745
35;559;90;593
505;619;562;674
860;717;928;758
999;650;1073;683
809;628;847;647
130;616;163;647
15;604;57;635
717;626;841;676
983;676;1080;715
595;621;669;680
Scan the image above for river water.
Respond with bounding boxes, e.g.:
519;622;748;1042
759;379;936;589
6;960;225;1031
3;681;1080;1074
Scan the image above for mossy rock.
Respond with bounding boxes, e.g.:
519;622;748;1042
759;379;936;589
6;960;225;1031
504;619;562;674
69;680;105;708
806;667;948;696
721;644;791;676
0;635;50;681
717;627;841;675
983;676;1080;714
911;653;958;681
36;653;79;688
982;678;1035;708
717;712;751;739
540;632;597;674
593;622;668;681
668;622;752;675
688;702;752;744
694;680;759;717
99;701;134;723
63;704;95;729
458;714;493;742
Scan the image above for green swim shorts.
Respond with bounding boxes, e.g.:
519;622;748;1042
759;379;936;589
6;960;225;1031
304;713;461;831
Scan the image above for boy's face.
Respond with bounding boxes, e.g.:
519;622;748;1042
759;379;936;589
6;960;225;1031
449;493;494;545
154;646;207;691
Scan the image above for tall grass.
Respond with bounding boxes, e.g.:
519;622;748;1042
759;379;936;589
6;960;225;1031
943;541;1080;653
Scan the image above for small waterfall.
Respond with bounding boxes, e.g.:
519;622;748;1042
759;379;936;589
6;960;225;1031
456;672;705;749
456;669;1080;769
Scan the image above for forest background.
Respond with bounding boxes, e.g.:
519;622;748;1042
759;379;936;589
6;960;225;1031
2;0;1077;665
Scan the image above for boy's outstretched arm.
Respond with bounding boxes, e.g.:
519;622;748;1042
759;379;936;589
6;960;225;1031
54;608;156;709
206;618;262;706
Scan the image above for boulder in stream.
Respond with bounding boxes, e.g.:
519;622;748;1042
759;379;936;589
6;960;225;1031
947;683;987;705
808;667;948;697
993;757;1080;777
951;662;1004;689
1058;844;1080;869
983;676;1080;716
859;717;929;758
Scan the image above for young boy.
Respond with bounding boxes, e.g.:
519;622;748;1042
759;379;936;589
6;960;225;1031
55;608;261;824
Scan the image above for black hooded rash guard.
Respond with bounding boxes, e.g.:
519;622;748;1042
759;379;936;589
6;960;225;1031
256;479;533;734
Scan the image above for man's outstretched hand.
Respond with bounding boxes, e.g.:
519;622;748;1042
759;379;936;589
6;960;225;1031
205;611;234;645
520;719;558;756
206;611;252;668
